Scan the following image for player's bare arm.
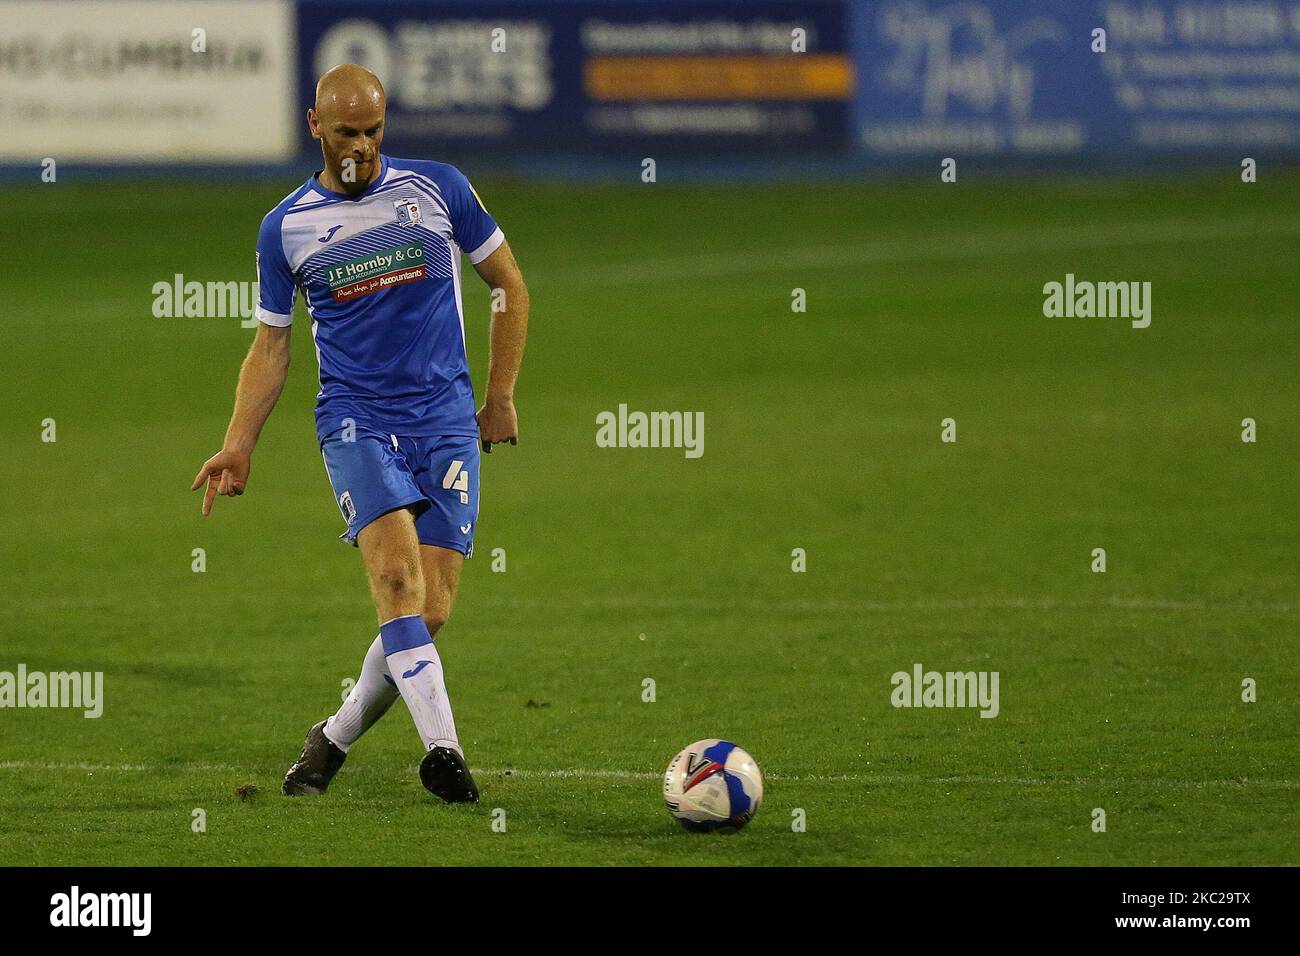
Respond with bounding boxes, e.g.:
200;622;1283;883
190;322;292;515
473;238;529;452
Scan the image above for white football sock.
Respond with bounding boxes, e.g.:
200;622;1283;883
379;615;462;757
324;635;399;752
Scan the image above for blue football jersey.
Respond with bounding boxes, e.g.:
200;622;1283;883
254;155;503;441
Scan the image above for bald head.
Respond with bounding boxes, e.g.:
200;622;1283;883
315;63;385;118
308;64;387;195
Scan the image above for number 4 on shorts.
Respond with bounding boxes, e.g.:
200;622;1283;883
441;460;470;504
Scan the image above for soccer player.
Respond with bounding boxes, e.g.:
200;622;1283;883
190;64;529;803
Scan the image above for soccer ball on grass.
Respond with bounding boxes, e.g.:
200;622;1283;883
662;739;763;832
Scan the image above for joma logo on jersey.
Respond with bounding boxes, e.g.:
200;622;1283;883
326;242;426;302
394;197;422;227
441;460;470;505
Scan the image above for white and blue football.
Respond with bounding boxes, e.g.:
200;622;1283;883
662;739;763;832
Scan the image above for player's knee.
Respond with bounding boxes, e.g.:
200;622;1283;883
374;563;423;608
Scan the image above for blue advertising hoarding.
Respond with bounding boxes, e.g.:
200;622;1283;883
296;0;853;155
851;0;1300;157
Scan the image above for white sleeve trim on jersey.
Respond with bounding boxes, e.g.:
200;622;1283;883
256;305;293;327
467;227;505;265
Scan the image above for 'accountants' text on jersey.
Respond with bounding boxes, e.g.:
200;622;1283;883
326;241;426;302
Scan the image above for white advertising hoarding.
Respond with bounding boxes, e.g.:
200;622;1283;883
0;0;296;162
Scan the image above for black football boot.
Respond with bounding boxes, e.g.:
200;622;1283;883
282;720;347;796
419;746;479;803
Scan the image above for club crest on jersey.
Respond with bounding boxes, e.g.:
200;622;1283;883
393;198;422;227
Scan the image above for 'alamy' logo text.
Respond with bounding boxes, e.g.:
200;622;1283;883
890;663;999;718
596;404;704;459
1042;274;1151;328
0;665;103;718
50;886;151;936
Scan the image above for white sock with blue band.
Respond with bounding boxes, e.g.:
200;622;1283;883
379;614;462;758
324;634;399;752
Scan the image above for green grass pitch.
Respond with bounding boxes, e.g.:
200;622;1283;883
1;169;1297;865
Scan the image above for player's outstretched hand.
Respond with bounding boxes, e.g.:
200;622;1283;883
476;397;518;454
191;449;251;516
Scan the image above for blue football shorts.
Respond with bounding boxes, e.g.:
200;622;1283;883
320;426;480;556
